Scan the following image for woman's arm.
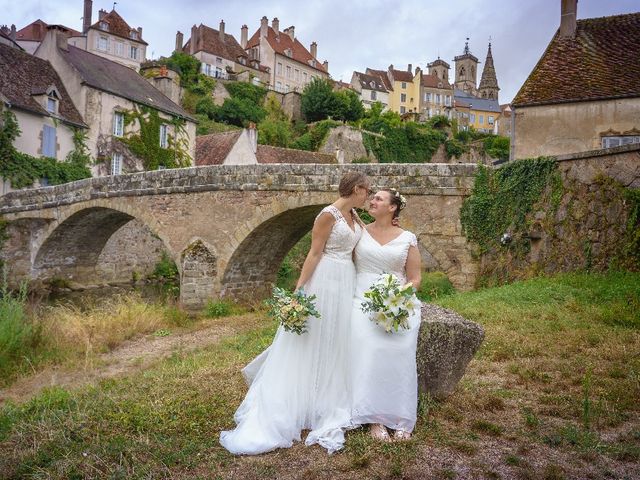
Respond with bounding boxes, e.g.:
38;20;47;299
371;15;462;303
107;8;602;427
295;213;334;290
405;245;422;289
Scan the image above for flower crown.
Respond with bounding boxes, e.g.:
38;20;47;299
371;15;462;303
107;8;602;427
391;189;407;210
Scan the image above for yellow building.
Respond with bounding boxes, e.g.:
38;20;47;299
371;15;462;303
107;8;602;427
383;64;420;114
454;90;500;133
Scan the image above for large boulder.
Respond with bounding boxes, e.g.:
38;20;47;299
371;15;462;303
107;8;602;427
417;304;484;400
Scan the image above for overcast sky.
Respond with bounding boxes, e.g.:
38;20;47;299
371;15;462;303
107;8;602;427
5;0;639;103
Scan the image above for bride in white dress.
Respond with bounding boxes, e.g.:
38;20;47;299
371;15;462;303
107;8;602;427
350;188;422;441
220;172;371;455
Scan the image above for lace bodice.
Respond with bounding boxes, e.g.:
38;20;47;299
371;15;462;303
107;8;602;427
354;228;418;282
316;205;362;261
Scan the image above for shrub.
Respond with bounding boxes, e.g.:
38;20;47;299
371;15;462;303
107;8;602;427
483;135;510;160
204;299;233;318
213;97;266;127
427;115;451;129
445;138;468;159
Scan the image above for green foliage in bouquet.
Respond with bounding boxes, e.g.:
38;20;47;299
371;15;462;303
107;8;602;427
266;287;320;335
361;273;418;333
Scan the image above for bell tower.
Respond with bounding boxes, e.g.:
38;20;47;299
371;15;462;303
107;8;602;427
454;38;479;95
478;41;500;100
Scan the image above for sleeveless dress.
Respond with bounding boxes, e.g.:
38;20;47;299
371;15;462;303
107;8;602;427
350;228;422;432
220;205;362;455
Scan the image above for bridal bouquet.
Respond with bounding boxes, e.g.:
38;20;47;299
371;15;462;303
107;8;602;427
266;287;320;335
361;273;418;333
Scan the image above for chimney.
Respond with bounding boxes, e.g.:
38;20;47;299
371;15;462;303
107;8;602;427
560;0;578;38
47;25;69;51
175;31;183;52
98;9;107;21
137;26;142;38
219;19;225;42
260;16;268;37
286;25;295;41
190;24;197;54
272;17;279;33
407;63;412;72
323;60;328;71
10;24;16;41
82;0;92;33
247;123;257;154
240;24;248;48
310;41;317;58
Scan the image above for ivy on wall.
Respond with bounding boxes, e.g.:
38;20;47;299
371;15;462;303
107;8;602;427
460;157;562;256
119;105;191;170
362;123;447;163
0;110;91;188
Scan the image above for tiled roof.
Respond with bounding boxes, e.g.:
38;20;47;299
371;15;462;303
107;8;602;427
256;144;335;164
513;12;640;106
353;72;388;93
183;24;247;62
61;45;194;121
0;43;85;126
454;89;500;113
390;68;414;83
89;10;147;46
195;131;242;165
0;29;22;49
246;26;327;73
427;58;450;69
366;68;393;91
422;73;452;89
16;20;80;42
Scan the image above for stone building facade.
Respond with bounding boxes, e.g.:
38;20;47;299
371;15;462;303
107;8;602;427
511;3;640;159
350;71;390;111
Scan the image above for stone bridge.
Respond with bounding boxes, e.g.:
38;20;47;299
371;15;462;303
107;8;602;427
0;164;479;310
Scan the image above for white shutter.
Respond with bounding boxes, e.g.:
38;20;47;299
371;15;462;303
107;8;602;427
42;125;57;158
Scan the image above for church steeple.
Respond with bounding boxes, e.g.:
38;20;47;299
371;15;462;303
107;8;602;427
478;42;500;101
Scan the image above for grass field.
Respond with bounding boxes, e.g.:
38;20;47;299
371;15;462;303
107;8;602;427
0;272;638;479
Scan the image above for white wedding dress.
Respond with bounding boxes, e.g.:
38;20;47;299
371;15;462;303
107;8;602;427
350;228;422;432
220;205;362;455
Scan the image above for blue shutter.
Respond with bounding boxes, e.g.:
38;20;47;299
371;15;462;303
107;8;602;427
42;125;57;158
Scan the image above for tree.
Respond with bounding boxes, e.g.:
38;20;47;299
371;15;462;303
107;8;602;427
258;94;293;147
301;78;340;122
164;52;201;87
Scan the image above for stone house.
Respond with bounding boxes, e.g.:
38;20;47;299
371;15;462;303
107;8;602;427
0;42;87;194
178;21;270;84
14;20;80;54
420;70;454;120
497;104;512;138
511;2;640;159
454;89;500;133
196;128;336;165
35;26;196;176
350;71;390;111
245;17;329;93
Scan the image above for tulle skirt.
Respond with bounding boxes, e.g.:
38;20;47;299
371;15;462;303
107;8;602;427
350;271;421;432
219;255;356;455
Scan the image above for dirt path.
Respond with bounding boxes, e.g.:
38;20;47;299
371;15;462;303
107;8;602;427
0;321;239;405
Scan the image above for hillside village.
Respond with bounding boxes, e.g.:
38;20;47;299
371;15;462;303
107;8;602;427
0;0;638;195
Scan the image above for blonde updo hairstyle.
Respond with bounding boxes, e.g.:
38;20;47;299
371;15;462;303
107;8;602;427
338;171;369;197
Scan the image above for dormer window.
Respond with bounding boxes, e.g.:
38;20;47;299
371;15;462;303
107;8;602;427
46;96;58;114
129;30;138;40
99;21;108;31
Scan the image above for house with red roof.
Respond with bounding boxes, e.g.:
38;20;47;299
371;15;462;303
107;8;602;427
245;17;330;93
511;1;640;159
14;19;81;54
351;71;390;111
177;21;270;84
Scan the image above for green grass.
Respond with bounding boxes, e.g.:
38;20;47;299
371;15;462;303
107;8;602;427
1;271;638;478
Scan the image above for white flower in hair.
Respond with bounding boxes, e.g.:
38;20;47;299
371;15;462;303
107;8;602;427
392;189;407;210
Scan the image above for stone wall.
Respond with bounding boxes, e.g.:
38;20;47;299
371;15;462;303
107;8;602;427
320;125;375;163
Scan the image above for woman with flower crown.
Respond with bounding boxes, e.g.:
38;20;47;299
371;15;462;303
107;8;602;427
349;188;422;441
220;171;371;455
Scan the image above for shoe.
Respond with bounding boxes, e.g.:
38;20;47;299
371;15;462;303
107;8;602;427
370;424;390;442
393;429;411;441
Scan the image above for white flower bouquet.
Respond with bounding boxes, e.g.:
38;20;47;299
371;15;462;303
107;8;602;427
266;287;320;335
361;273;418;333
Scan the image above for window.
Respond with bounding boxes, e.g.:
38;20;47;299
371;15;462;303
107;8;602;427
479;115;484;124
303;72;308;83
445;95;451;106
42;125;57;158
286;66;291;78
130;30;138;40
602;135;640;149
436;94;441;104
130;46;138;60
159;124;168;148
294;69;299;81
488;115;495;125
216;57;222;65
99;21;108;31
97;35;108;51
470;113;476;123
400;106;406;114
113;112;124;137
277;62;283;75
276;81;282;92
215;67;223;78
285;84;290;93
115;41;124;56
400;93;407;102
46;97;57;114
111;152;122;175
401;82;407;89
371;90;377;100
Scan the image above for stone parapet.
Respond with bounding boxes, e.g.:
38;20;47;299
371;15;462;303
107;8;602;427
0;164;478;214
